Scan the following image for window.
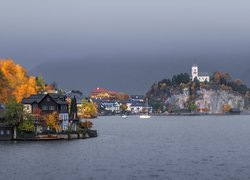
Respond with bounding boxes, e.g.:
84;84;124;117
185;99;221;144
49;106;55;110
47;98;50;102
42;106;48;110
26;105;30;110
61;105;67;111
0;130;4;135
6;130;10;135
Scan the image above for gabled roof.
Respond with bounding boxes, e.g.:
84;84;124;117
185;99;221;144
65;90;84;99
49;94;68;105
22;94;46;104
91;88;108;94
22;93;68;105
91;88;118;95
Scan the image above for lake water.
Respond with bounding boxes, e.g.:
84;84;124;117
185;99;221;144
1;115;250;180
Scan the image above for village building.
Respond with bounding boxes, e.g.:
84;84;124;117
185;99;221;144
128;102;144;114
92;98;121;114
0;103;13;140
22;94;69;130
91;87;117;100
65;90;84;99
191;64;210;82
100;101;120;113
65;90;86;116
127;102;153;114
130;95;144;103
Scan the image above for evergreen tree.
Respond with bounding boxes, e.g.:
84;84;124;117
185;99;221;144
69;96;78;120
36;76;45;92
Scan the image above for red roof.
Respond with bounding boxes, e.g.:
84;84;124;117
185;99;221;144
91;88;108;94
107;90;117;94
91;88;117;95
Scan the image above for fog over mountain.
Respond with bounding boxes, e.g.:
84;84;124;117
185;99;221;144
30;55;250;95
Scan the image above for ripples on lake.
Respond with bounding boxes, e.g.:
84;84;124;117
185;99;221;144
1;115;250;180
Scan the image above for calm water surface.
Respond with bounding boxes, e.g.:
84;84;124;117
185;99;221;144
1;115;250;180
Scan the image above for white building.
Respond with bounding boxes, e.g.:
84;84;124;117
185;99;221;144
191;64;210;82
100;101;120;113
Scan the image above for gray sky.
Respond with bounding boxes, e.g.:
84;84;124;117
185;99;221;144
0;0;250;94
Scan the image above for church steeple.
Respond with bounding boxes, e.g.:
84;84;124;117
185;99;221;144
192;64;198;81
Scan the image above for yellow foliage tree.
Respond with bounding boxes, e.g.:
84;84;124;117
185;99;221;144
0;59;38;103
78;99;97;119
120;104;128;112
223;104;231;113
45;112;61;131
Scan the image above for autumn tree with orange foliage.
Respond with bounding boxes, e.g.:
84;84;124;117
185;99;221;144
45;112;61;131
223;104;231;113
213;71;232;84
0;59;38;104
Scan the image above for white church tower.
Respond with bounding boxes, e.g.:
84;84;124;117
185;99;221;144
191;64;210;82
191;64;198;81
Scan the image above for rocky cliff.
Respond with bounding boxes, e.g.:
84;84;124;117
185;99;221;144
145;72;250;114
164;88;245;114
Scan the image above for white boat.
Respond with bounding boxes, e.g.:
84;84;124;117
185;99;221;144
121;114;127;119
139;98;151;119
139;114;151;119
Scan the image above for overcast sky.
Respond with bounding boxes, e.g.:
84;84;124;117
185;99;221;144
1;0;250;94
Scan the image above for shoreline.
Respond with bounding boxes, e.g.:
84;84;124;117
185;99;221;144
98;113;250;117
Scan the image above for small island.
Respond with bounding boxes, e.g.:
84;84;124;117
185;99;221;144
146;64;250;115
0;59;97;141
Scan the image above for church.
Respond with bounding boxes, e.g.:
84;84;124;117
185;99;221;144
191;64;210;82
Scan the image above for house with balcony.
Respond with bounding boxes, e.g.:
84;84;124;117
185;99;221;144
22;93;69;130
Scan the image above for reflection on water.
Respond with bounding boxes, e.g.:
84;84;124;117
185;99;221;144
1;115;250;180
